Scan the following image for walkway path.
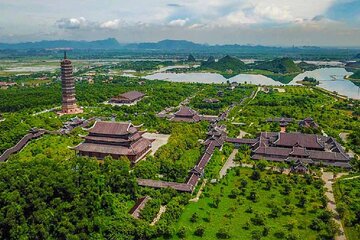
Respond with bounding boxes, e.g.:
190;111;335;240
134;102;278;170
32;106;60;116
321;171;347;240
189;179;208;202
338;175;360;181
150;205;167;226
219;149;239;179
249;87;260;102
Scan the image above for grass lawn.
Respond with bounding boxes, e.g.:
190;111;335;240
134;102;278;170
333;175;360;240
171;167;334;240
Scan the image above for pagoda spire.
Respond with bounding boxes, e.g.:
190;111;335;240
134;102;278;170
64;50;67;59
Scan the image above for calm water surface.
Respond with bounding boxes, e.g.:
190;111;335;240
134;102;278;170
144;68;360;99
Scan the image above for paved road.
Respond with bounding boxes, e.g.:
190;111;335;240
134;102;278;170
321;171;347;240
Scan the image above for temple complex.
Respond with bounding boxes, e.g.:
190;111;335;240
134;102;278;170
110;91;145;104
73;121;153;163
59;52;83;115
227;132;350;168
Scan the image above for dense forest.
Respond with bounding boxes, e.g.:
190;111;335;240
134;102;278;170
0;156;192;239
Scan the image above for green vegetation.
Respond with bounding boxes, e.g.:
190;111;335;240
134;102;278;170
171;168;337;239
200;55;247;78
227;86;360;155
0;157;140;239
297;61;318;71
333;176;360;240
348;70;360;87
188;84;254;115
134;122;207;182
254;58;301;74
297;76;320;86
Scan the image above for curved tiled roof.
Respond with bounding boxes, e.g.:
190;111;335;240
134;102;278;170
88;121;137;135
175;106;198;117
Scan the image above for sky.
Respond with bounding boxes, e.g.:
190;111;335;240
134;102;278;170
0;0;359;46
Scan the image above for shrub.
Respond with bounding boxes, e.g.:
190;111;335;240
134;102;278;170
262;226;270;236
251;212;266;226
256;160;268;171
251;230;262;240
194;226;205;237
274;230;286;239
248;190;259;202
229;188;241;199
190;213;198;223
251;170;261;180
216;228;231;239
177;227;186;238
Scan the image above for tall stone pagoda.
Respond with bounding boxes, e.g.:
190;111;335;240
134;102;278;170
59;51;83;115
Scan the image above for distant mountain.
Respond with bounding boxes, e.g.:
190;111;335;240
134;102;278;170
187;54;196;62
127;40;206;51
0;38;121;50
255;58;301;74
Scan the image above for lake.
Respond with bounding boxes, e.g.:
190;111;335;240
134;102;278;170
144;68;360;99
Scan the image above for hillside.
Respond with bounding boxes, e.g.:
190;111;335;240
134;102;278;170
348;70;360;87
350;71;360;79
200;55;247;77
297;61;318;71
255;57;301;74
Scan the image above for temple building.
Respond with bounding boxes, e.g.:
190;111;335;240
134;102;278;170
227;132;350;168
59;52;83;115
299;117;319;129
171;106;201;122
110;91;145;104
204;123;227;148
129;196;151;219
73;121;153;163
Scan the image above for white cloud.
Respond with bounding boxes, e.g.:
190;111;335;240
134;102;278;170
100;19;123;29
56;17;88;29
168;18;189;27
253;4;293;22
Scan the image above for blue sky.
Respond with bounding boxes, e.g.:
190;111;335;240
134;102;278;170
0;0;359;46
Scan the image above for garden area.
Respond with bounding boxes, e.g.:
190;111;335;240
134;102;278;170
171;167;339;240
